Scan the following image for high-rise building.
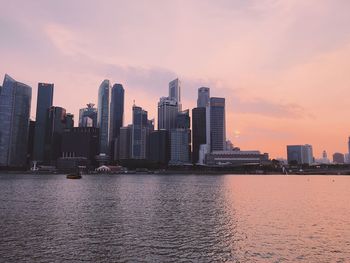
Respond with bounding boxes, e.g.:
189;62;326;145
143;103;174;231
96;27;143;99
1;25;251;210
131;105;149;159
97;80;110;154
287;145;313;165
119;125;132;160
169;78;181;106
44;106;67;164
109;83;124;159
333;153;345;164
192;107;206;164
207;97;226;152
170;129;190;165
79;103;97;127
197;87;210;108
33;83;54;162
158;97;178;130
0;74;32;168
149;130;170;166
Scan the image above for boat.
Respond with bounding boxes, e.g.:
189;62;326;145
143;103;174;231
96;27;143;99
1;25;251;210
66;173;82;179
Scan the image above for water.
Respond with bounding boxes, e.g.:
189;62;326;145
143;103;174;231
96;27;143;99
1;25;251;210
0;174;349;262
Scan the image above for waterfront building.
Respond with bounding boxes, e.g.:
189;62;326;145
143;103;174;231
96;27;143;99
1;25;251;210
33;82;54;162
0;74;32;168
207;97;226;152
205;150;269;166
97;80;110;155
157;97;178;130
60;127;99;163
333;152;345;164
169;78;181;110
109;83;124;159
286;144;313;165
192;107;206;164
119;125;132;160
79;103;97;127
149;129;170;166
44;106;67;164
197;87;210;108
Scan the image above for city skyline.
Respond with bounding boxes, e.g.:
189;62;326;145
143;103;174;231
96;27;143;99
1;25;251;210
1;1;350;158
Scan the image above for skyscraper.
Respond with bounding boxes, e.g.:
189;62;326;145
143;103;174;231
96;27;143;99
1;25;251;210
169;78;181;105
158;97;178;130
207;97;226;152
97;80;110;154
33;83;54;162
44;106;67;164
109;83;124;158
79;103;97;127
0;74;32;168
197;87;210;107
192;107;206;164
169;110;191;164
131;105;149;159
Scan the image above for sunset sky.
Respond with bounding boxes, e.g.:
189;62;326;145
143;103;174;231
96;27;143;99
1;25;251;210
1;0;350;158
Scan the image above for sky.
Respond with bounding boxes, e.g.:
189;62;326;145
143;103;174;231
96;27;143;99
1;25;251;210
1;0;350;159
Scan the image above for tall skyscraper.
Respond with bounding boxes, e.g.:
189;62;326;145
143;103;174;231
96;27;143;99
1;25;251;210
79;103;97;127
44;106;67;164
109;83;124;151
33;82;54;162
97;79;110;154
158;97;178;130
131;105;149;159
197;87;210;107
0;74;32;168
192;107;206;164
207;97;226;152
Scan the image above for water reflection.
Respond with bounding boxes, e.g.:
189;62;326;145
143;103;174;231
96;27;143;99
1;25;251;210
0;174;349;262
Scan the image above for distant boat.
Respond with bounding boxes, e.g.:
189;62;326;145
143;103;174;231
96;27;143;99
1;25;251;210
66;173;82;179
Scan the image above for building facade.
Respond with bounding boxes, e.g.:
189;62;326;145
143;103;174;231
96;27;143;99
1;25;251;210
109;83;124;159
33;82;54;162
131;105;149;159
44;106;67;164
207;97;226;152
287;145;314;165
192;107;207;164
97;80;110;154
149;129;170;166
169;129;191;165
119;125;132;160
169;78;181;110
158;97;178;131
0;74;32;168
